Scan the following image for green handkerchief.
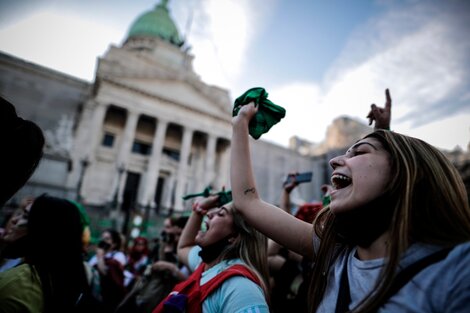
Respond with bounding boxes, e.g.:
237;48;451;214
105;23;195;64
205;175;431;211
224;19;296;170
182;187;232;207
232;87;286;139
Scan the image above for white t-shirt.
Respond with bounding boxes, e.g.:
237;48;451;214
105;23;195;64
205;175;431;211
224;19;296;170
88;250;127;267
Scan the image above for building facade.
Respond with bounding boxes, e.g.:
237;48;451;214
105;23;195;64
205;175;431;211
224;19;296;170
2;2;468;238
0;3;323;237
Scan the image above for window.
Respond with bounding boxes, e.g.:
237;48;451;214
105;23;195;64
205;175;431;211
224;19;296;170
163;148;180;161
102;133;115;147
132;141;152;155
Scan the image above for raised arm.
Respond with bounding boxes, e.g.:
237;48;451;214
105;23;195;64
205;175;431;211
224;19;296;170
280;173;298;213
367;88;392;131
230;102;313;258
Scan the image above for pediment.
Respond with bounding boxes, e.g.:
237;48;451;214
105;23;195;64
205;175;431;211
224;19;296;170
109;76;232;119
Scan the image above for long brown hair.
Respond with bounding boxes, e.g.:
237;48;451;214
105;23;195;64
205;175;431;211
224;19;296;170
309;130;470;312
219;204;271;298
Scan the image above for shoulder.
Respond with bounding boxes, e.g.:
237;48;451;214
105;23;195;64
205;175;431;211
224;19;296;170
0;264;43;313
0;264;39;286
205;274;269;313
392;242;470;312
188;246;202;271
112;251;127;266
88;255;98;266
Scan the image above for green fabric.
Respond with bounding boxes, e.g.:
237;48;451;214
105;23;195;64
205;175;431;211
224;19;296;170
322;195;331;207
182;187;232;207
182;186;212;200
232;87;286;139
68;199;91;228
0;264;43;313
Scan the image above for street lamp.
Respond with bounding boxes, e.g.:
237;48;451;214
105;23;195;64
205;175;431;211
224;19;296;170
76;157;90;202
110;163;126;210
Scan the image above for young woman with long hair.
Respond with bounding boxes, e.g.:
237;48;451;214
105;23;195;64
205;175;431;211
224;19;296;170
153;198;270;313
0;194;89;313
230;90;470;312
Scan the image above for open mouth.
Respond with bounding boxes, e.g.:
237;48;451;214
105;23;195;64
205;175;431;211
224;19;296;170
200;218;209;232
331;174;352;189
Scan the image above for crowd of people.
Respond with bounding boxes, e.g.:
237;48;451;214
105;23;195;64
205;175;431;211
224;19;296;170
0;87;469;313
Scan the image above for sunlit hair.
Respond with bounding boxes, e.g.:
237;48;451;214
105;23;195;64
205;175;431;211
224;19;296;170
218;203;271;298
309;130;470;313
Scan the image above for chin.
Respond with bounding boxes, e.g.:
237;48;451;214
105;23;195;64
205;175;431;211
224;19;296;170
329;201;356;215
195;234;204;245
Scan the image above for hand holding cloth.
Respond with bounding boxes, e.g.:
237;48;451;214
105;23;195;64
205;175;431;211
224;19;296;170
232;87;286;139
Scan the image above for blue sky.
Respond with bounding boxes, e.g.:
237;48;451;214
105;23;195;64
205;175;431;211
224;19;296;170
1;0;469;151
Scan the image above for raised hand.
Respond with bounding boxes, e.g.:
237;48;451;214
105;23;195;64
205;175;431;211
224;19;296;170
367;89;392;130
232;101;258;125
283;172;299;193
192;195;219;216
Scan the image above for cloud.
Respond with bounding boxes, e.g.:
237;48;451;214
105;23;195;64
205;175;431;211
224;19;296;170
257;1;470;150
263;82;323;146
323;1;470;126
0;9;123;81
183;0;276;89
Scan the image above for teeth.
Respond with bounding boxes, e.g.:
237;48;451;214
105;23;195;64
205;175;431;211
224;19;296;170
200;219;209;232
331;174;352;189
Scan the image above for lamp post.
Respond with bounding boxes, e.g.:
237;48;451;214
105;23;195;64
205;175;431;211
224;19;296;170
76;157;89;202
110;163;126;210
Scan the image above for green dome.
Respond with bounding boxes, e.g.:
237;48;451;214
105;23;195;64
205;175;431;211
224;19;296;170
127;0;184;46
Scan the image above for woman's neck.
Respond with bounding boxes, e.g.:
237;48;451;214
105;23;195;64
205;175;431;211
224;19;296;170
204;257;222;270
356;232;389;260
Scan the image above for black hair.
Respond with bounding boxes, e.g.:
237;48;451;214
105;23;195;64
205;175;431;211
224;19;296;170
104;228;122;250
172;216;189;229
26;194;88;312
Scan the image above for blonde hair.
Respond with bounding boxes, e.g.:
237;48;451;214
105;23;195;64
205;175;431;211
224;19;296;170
310;130;470;312
219;204;271;298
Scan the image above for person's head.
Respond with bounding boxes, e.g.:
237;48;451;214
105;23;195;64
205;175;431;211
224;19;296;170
25;194;88;312
101;228;122;251
162;215;188;245
362;130;470;247
328;135;392;214
1;202;32;245
26;194;84;261
131;236;149;254
196;202;270;295
310;130;470;312
0;96;44;207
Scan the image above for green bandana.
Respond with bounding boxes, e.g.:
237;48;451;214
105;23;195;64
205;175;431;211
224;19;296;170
67;199;91;230
182;187;233;207
232;87;286;139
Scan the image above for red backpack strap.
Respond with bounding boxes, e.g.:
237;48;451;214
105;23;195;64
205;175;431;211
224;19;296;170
152;263;206;313
199;264;262;301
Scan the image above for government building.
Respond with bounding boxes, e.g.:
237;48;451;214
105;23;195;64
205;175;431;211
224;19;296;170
2;2;467;238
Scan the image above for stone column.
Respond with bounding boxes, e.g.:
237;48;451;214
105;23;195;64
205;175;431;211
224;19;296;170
117;110;139;165
174;127;194;210
138;119;168;207
215;141;230;189
111;110;139;203
87;103;108;159
204;134;217;187
67;102;108;199
162;172;176;211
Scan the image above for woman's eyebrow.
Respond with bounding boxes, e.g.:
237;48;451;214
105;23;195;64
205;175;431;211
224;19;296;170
350;142;378;151
219;207;229;213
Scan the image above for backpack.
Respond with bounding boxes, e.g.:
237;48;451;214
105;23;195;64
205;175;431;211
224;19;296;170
152;263;261;313
115;267;179;313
